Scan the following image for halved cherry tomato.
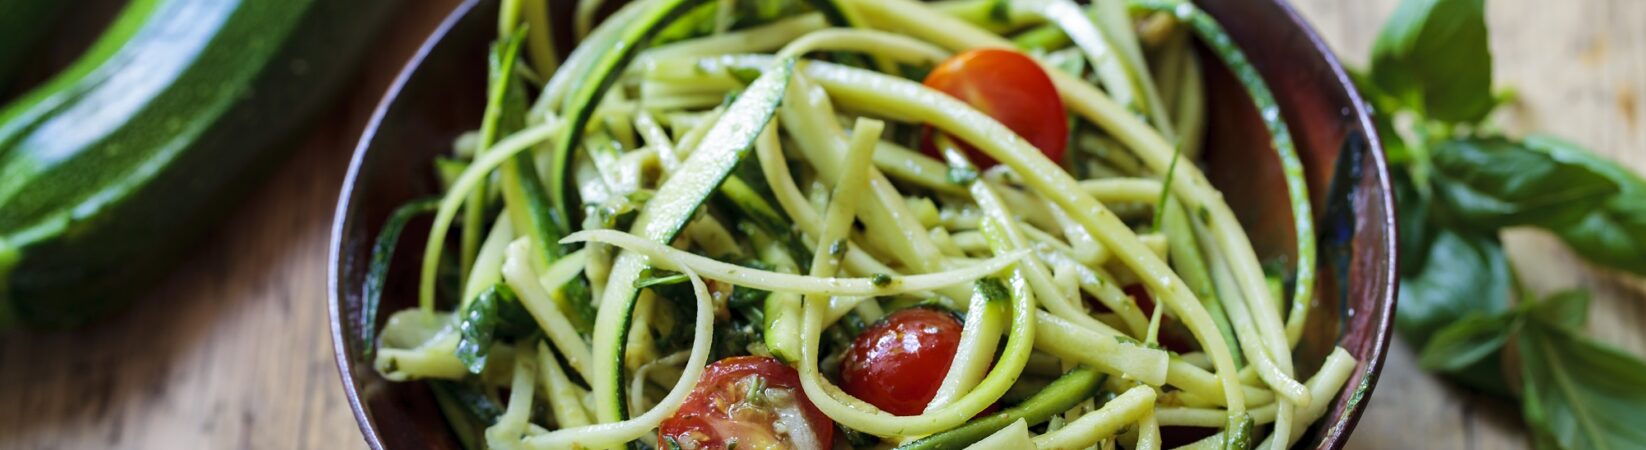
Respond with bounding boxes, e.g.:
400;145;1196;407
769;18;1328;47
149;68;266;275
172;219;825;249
840;308;965;416
659;356;833;450
921;48;1068;169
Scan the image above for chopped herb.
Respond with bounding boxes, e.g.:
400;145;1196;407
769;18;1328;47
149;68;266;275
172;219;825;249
870;273;894;287
829;238;847;256
974;277;1011;303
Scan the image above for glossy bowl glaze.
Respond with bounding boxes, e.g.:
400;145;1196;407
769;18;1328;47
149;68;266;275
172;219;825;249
330;0;1397;448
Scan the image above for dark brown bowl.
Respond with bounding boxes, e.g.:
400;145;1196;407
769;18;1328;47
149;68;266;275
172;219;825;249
329;0;1397;448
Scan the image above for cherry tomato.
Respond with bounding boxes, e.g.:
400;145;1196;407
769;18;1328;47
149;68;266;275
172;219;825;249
659;356;833;450
921;48;1068;169
840;308;965;416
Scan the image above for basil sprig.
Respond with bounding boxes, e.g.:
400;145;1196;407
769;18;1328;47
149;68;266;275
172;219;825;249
1362;0;1646;448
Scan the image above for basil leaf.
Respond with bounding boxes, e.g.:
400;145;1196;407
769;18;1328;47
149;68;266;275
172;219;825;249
1518;319;1646;450
1520;135;1646;276
1529;289;1590;331
1418;313;1513;373
1397;227;1511;348
1393;167;1432;275
1430;137;1619;229
1370;0;1495;123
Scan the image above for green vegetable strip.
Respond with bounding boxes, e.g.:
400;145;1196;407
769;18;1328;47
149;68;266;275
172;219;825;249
537;341;592;428
483;344;537;446
939;136;1134;342
753;130;888;276
795;265;1035;436
463;29;529;282
897;367;1107;450
852;3;1293;413
420;120;562;311
778;70;948;274
429;381;492;450
1092;0;1175;141
1032;386;1158;448
362;198;440;358
1163;197;1243;367
548;0;709;226
462;214;514;310
588;59;794;423
771;49;1248;414
1127;0;1317;347
518;0;558;75
535;0;645;114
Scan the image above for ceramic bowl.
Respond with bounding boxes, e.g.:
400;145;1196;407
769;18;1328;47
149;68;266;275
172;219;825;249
330;0;1397;447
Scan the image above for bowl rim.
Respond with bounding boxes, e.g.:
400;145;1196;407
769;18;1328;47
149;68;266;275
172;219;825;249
327;0;1399;448
328;1;483;448
1261;1;1399;446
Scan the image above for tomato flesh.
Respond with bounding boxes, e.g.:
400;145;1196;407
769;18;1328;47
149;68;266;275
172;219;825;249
660;356;833;450
921;48;1068;169
840;308;965;416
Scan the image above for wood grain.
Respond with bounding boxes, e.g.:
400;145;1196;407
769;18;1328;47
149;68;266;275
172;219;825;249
0;0;1641;449
1290;0;1646;448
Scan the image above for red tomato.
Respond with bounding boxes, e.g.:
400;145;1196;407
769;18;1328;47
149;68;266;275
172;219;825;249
921;48;1068;169
659;356;833;450
840;308;965;416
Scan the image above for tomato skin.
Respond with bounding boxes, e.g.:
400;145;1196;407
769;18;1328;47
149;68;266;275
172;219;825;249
659;356;833;450
921;48;1068;169
840;308;965;416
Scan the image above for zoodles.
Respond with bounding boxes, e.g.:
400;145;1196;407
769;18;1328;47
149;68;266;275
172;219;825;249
369;0;1359;448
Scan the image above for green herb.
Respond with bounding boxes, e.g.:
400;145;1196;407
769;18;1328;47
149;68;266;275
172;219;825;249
1519;316;1646;450
1395;225;1511;348
1362;0;1646;446
1223;412;1254;450
1522;135;1646;276
1370;0;1494;123
1430;137;1619;229
870;273;894;287
635;268;691;289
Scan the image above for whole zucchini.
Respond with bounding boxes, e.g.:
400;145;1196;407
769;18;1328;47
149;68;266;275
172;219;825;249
0;0;396;328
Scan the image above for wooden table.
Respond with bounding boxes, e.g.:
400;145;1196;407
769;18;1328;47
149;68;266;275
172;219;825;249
1;1;1641;448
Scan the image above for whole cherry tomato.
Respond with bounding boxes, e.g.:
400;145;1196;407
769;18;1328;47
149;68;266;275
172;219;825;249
840;308;965;416
921;48;1068;169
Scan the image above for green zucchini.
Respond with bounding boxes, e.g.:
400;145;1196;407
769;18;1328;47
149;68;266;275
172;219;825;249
589;58;795;422
547;0;712;225
0;0;395;328
897;367;1107;450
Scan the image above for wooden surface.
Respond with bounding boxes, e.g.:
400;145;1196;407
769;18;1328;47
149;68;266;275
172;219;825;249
0;1;463;449
1294;0;1646;448
0;1;1641;449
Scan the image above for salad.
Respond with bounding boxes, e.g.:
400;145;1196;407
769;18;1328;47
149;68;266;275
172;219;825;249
367;0;1360;448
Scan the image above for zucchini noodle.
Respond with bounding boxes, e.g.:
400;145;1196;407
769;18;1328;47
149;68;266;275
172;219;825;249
563;229;1025;297
368;0;1364;447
